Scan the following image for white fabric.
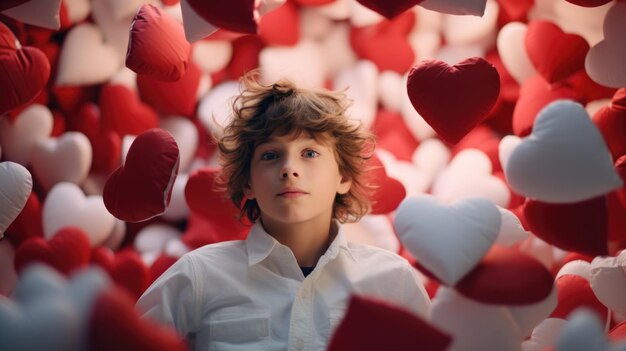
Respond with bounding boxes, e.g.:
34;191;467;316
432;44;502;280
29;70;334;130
136;221;431;351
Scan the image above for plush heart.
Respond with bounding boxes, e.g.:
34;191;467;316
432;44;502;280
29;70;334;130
555;310;610;351
497;22;536;85
394;195;501;286
521;318;567;350
186;0;259;34
372;109;419;162
564;0;612;8
497;0;533;21
556;259;592;280
31;132;92;191
593;88;626;161
87;287;187;351
0;239;18;295
585;2;626;88
197;80;240;136
523;196;608;256
327;295;451;351
90;248;150;301
1;0;61;30
442;0;498;47
0;104;53;168
136;60;202;117
525;21;589;84
43;182;115;246
349;11;415;73
367;155;406;214
377;72;404;112
0;41;50;115
431;149;510;208
14;227;91;275
260;40;326;89
412;138;450;179
191;40;232;74
451;125;501;171
610;321;626;341
332;60;378;129
506;100;622;203
134;224;182;254
550;274;608;321
0;0;29;11
0;162;32;239
507;288;559;339
406;57;500;144
258;0;299;46
355;0;423;19
419;0;487;16
104;0;148;19
5;191;43;247
495;207;530;247
226;35;265;79
511;75;580;137
617;156;626;209
159;117;198;173
180;0;218;43
184;167;241;220
0;22;17;51
103;128;180;223
589;252;626;313
89;0;132;59
455;245;554;305
99;84;159;137
126;4;191;82
55;23;120;86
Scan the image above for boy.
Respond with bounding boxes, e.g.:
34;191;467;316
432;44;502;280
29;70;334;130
136;73;431;351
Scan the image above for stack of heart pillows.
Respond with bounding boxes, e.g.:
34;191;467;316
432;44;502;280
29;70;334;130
1;0;626;350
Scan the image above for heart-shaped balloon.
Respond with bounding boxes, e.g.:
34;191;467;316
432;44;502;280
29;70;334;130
585;2;626;88
0;104;53;166
593;88;626;161
0;162;32;239
14;227;91;275
589;252;626;313
507;288;559;339
525;20;589;84
43;182;115;246
394;195;501;286
327;295;451;351
442;0;498;48
103;128;180;223
406;57;500;144
126;4;190;82
191;40;232;74
523;196;608;256
505;100;622;203
91;248;150;302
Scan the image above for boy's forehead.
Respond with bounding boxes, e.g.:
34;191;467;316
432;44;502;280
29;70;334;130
260;131;333;145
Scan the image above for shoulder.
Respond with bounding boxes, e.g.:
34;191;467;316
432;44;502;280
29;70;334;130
185;239;248;265
347;241;412;269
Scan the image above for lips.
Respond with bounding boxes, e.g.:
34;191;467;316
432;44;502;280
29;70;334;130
277;187;308;197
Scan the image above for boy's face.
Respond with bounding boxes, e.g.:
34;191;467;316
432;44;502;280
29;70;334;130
245;132;352;226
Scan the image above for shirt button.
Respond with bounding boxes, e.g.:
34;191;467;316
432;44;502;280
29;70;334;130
294;338;305;350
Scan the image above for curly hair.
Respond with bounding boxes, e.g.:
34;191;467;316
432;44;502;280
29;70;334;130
217;72;376;224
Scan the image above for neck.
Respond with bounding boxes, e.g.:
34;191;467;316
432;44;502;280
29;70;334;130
260;215;335;267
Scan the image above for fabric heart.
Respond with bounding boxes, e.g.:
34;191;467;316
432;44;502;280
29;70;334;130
258;0;299;46
585;2;626;88
163;173;191;222
1;0;61;30
332;61;378;130
227;35;265;79
355;0;423;19
0;21;17;50
136;60;201;117
367;155;406;214
523;196;608;256
126;4;191;81
0;104;53;167
0;162;32;239
593;88;626;161
198;80;240;136
90;248;150;302
56;23;120;86
589;252;626;313
507;289;559;339
506;99;622;203
186;0;259;34
43;182;115;246
103;128;180;223
190;40;232;74
419;0;487;16
0;240;18;295
550;274;608;321
99;84;159;138
260;40;325;89
159;117;198;173
564;0;612;6
134;224;182;254
5;192;43;247
455;245;554;305
0;29;50;115
617;156;626;209
180;0;218;43
87;287;187;351
349;11;415;73
497;0;533;21
406;57;500;144
394;195;501;286
0;0;29;11
495;207;530;247
512;74;580;137
442;0;498;47
372;109;419;162
31;132;92;191
14;227;91;275
497;22;536;85
327;295;451;351
525;20;589;84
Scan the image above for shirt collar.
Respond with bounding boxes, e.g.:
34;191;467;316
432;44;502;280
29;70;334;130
245;220;356;267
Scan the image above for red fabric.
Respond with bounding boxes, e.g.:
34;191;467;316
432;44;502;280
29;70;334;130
455;245;554;305
525;21;589;84
350;12;415;74
356;0;424;19
126;4;191;81
91;248;150;302
523;196;609;257
5;192;44;248
227;35;264;79
186;0;258;34
99;84;159;137
258;1;300;46
103;128;180;223
0;0;29;12
372;109;419;161
610;321;626;342
616;155;626;208
182;212;248;249
367;155;406;215
550;275;607;320
13;227;91;275
406;57;500;144
594;89;626;161
327;295;451;351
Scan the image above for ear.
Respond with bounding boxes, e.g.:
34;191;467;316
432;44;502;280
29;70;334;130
337;175;352;195
243;182;255;200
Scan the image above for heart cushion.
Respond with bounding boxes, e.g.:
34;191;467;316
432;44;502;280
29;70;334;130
327;295;451;351
0;104;54;166
525;20;589;84
616;155;626;209
356;0;424;19
5;192;44;247
258;0;299;46
126;4;191;81
585;2;626;88
0;162;32;238
593;88;626;161
505;100;622;203
497;22;536;85
99;84;160;137
523;196;608;256
589;252;626;313
550;274;608;321
0;0;29;11
186;0;258;34
91;248;150;302
368;155;406;215
406;57;500;144
103;128;180;223
394;195;501;286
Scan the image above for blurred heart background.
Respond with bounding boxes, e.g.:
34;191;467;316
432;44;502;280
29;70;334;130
1;0;626;350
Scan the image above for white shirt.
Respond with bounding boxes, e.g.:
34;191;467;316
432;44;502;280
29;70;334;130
136;221;431;351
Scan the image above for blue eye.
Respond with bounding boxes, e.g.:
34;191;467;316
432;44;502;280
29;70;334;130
261;152;278;160
303;150;319;158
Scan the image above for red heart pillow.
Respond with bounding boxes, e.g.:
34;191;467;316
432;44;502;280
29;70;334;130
367;155;407;214
327;295;451;351
258;1;299;46
356;0;424;19
550;275;607;321
74;103;122;174
455;245;554;305
525;21;589;84
99;84;159;137
103;128;180;223
593;88;626;161
182;212;248;249
14;227;91;275
372;109;419;162
87;287;187;351
0;0;29;11
91;247;151;302
523;197;608;256
126;4;191;81
407;57;500;144
5;192;44;247
616;156;626;209
186;0;258;34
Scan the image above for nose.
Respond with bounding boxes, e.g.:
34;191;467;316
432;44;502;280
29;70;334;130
280;157;299;179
